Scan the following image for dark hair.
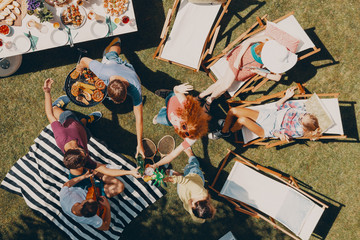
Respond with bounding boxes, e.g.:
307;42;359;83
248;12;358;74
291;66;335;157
107;79;127;104
63;148;87;169
192;200;215;219
80;200;99;217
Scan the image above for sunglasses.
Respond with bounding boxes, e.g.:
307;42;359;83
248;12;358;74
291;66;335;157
181;123;190;137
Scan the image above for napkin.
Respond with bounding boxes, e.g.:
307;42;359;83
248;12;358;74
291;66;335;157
24;32;39;51
106;17;118;37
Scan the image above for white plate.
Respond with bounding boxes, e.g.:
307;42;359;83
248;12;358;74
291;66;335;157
60;5;87;29
50;29;68;46
13;35;31;53
90;21;109;38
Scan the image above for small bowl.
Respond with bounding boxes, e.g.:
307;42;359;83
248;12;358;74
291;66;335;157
0;24;11;36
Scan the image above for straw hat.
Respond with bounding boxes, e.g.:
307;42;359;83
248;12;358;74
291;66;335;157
261;40;297;73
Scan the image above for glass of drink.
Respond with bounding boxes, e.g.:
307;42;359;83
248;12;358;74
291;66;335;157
27;20;48;33
87;10;105;23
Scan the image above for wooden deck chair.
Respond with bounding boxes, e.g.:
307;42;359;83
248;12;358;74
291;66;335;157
232;88;346;148
203;11;320;99
209;150;328;240
153;0;232;71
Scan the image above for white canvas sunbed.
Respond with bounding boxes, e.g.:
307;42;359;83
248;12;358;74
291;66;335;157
242;98;344;145
210;150;328;240
207;12;320;98
153;0;231;71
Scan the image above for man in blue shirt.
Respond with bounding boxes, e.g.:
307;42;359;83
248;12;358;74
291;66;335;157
76;38;145;158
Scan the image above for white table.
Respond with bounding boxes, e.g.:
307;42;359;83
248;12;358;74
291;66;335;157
0;0;137;59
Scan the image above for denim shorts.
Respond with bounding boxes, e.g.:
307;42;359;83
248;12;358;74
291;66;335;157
69;170;106;197
59;110;91;141
183;156;205;184
155;92;175;126
101;51;135;71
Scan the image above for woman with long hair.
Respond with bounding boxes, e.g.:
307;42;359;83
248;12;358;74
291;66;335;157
151;83;211;168
208;87;322;141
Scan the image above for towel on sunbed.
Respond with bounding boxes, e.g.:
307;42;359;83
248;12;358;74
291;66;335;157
0;125;166;240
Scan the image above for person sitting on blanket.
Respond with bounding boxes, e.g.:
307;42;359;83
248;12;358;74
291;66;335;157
60;170;112;230
75;37;145;159
208;87;322;141
163;147;216;223
150;83;211;169
43;78;141;199
198;37;297;112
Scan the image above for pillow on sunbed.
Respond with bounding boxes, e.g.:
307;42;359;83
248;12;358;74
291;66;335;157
188;0;226;3
265;21;300;53
305;93;335;133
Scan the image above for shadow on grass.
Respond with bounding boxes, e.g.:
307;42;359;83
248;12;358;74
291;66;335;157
216;0;266;47
1;213;68;240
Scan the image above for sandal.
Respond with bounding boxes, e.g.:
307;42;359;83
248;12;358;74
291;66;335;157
155;89;172;99
203;101;211;113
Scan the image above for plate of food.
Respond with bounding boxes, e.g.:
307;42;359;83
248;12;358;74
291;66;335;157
103;0;129;17
50;29;68;46
90;21;108;38
65;68;107;107
60;4;86;29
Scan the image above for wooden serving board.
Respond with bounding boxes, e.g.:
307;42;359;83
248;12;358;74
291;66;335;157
0;0;27;26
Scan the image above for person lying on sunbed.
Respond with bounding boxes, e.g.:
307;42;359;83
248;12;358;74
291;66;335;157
208;87;321;141
43;78;141;199
60;171;111;230
163;147;216;223
150;83;211;169
198;37;297;112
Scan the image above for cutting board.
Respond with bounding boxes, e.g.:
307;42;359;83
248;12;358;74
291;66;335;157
0;0;27;26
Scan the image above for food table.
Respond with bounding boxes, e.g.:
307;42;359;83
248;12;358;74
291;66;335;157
0;0;137;75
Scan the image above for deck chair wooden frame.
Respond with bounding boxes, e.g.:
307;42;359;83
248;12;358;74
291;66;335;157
210;149;328;240
153;0;232;71
230;87;347;148
202;11;320;99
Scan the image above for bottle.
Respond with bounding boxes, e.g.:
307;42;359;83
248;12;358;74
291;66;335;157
136;155;145;176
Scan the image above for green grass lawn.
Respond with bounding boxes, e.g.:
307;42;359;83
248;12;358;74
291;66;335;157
1;0;360;239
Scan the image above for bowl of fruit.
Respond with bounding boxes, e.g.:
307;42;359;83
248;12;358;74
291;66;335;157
0;24;11;36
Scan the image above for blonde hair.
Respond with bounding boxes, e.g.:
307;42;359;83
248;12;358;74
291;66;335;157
175;95;211;139
302;114;322;140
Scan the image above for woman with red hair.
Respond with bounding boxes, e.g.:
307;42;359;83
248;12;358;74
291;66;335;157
151;83;211;168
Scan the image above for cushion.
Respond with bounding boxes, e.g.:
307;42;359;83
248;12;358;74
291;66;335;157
265;21;300;53
305;93;335;133
188;0;226;3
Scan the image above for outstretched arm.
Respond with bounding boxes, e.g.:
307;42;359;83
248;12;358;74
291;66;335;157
63;171;93;187
150;144;185;169
251;68;282;81
95;164;141;178
174;83;193;102
76;57;93;73
43;78;57;124
276;87;296;107
133;103;145;158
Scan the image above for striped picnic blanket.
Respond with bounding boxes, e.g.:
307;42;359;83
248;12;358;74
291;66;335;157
0;125;165;240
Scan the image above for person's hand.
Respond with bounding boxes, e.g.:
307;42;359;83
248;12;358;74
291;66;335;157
149;163;159;170
279;133;290;142
42;78;54;93
163;176;173;183
98;196;110;208
83;170;94;179
130;167;142;178
75;62;84;73
174;83;193;94
284;87;296;99
135;144;145;159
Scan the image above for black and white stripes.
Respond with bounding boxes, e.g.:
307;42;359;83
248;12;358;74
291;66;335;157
1;125;165;240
